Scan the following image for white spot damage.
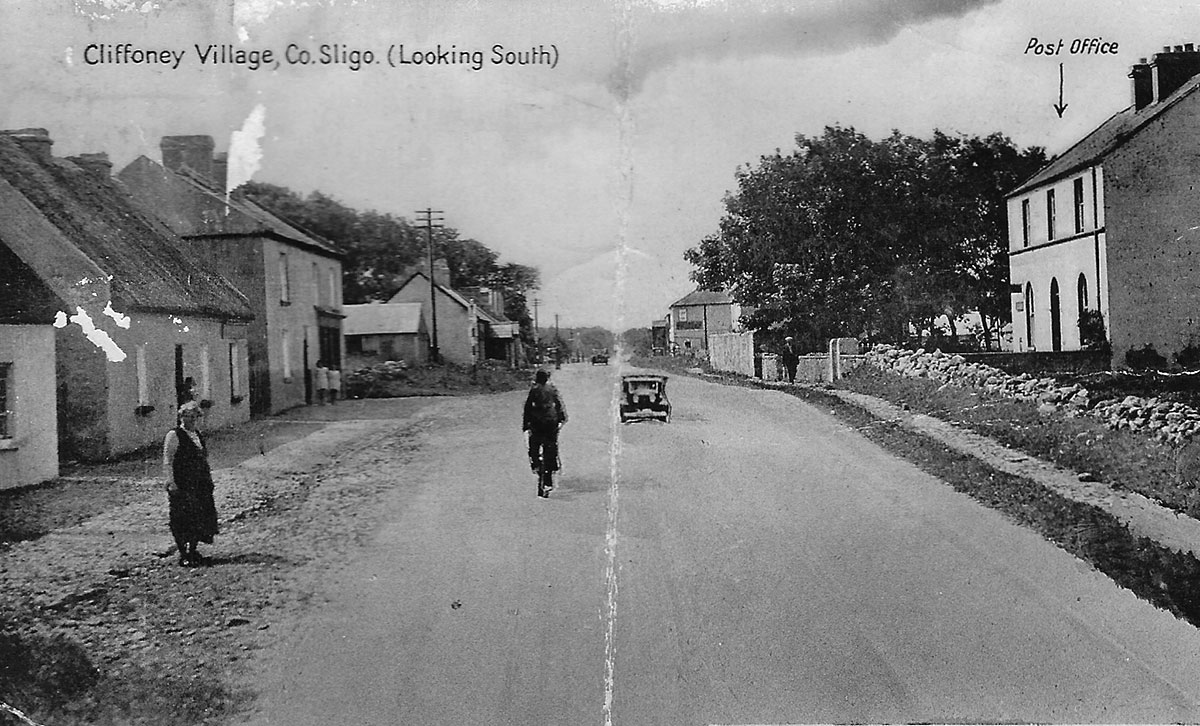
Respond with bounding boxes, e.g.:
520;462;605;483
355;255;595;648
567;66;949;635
226;104;267;196
53;311;68;328
64;46;74;67
72;0;161;21
103;301;131;329
0;700;50;726
69;306;127;362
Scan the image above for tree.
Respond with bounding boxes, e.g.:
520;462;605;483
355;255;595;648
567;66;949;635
685;126;1045;350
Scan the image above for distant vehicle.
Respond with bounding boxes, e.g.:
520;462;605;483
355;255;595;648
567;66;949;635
618;374;670;423
591;350;609;365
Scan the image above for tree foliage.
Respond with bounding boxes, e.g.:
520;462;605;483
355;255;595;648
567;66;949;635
240;182;541;342
684;126;1046;351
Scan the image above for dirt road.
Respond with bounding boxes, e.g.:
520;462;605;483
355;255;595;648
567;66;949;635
240;364;1200;725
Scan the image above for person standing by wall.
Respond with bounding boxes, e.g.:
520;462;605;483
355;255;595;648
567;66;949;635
162;401;219;566
780;336;800;384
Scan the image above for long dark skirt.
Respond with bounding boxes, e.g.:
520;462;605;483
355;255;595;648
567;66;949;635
169;488;219;544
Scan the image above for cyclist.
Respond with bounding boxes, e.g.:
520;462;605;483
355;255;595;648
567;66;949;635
523;369;568;497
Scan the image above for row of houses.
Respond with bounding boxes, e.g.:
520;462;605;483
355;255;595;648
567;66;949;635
0;130;518;490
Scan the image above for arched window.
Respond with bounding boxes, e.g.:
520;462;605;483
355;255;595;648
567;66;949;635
1024;282;1035;351
1077;273;1089;312
1050;278;1062;352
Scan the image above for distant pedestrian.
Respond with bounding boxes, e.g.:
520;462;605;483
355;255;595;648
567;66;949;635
327;365;341;405
780;336;800;384
163;401;219;566
314;360;329;405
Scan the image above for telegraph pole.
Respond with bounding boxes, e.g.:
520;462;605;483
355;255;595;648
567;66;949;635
554;314;561;369
531;297;541;362
416;208;443;364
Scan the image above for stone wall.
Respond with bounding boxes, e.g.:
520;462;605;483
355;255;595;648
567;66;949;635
865;345;1200;445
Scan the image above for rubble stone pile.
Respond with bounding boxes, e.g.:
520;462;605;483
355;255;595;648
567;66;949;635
864;344;1200;445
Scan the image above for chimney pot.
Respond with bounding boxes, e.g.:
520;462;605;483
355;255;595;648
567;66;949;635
68;152;113;178
212;151;229;192
1188;43;1196;52
160;135;215;181
2;128;53;161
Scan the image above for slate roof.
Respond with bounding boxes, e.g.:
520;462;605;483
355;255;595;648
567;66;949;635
117;156;344;259
343;303;424;336
669;289;735;307
1008;73;1200;197
0;133;253;320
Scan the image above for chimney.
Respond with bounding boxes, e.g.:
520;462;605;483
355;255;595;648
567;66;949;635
2;128;53;161
160;135;214;180
432;258;452;288
1131;58;1153;110
212;151;228;192
68;152;113;179
1150;43;1200;104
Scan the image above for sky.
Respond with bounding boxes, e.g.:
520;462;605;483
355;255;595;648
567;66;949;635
0;0;1195;330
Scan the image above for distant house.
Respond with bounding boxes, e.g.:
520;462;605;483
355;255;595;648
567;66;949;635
667;289;747;354
387;262;482;366
0;129;254;465
651;317;669;354
1007;44;1200;363
118;136;346;414
343;302;428;368
458;285;519;365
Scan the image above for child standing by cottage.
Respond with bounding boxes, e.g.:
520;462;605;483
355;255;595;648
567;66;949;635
314;360;329;405
327;364;342;405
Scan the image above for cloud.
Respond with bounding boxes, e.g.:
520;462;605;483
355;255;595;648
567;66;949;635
607;0;1003;99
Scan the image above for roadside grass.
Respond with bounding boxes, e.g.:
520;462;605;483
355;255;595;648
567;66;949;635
839;364;1200;518
647;357;1200;628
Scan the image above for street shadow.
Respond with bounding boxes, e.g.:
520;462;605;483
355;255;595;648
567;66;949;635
554;475;610;495
199;552;296;567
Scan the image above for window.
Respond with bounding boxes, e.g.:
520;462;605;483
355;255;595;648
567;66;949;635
312;262;321;306
199;345;211;400
0;363;11;438
282;329;292;380
1046;189;1056;241
328;269;338;308
279;252;291;303
678;308;688;322
229;341;244;401
1077;273;1089;312
1024;283;1035;351
1021;199;1031;247
136;345;149;406
1073;178;1085;233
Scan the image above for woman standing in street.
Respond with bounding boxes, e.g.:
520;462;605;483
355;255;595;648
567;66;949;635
163;401;219;566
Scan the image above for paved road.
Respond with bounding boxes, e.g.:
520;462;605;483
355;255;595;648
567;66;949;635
243;364;1200;725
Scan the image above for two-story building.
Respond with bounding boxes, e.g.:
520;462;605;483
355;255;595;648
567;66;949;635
667;289;746;354
1007;44;1200;363
119;136;346;414
0;129;254;469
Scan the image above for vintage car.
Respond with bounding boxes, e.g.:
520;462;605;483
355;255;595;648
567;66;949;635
591;350;609;365
618;374;671;423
